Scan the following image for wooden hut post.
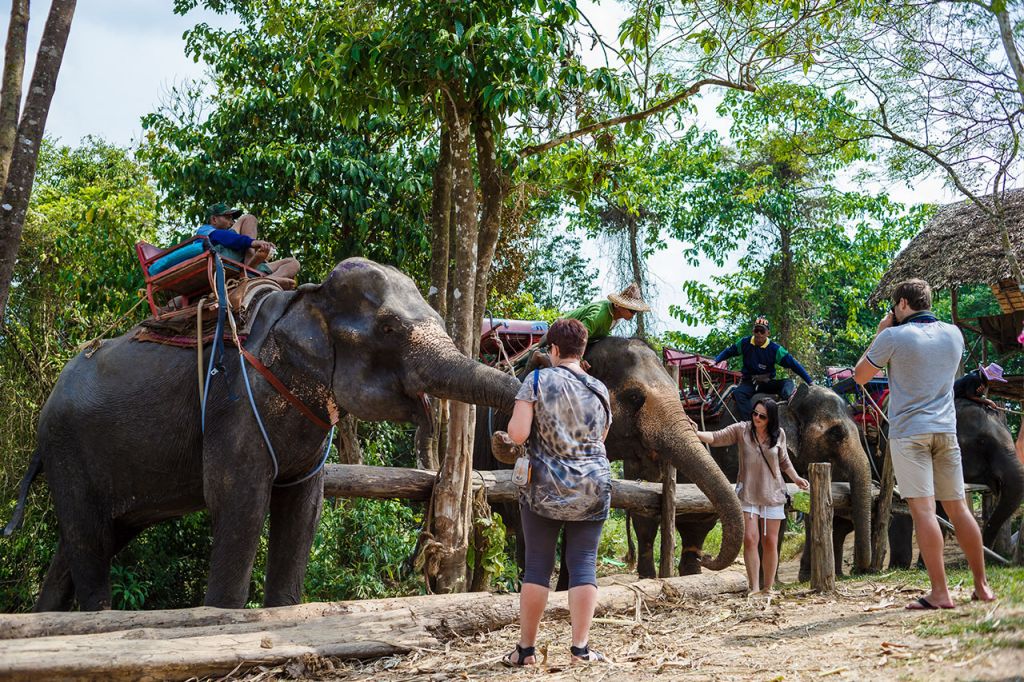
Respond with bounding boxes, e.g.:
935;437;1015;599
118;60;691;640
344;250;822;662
870;439;896;572
659;463;677;578
809;463;836;592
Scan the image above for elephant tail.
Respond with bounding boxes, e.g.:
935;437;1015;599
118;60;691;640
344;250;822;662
3;447;43;537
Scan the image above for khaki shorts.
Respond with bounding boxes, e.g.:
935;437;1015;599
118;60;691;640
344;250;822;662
890;433;965;501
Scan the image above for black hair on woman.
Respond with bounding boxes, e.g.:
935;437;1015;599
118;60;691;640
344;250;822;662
750;397;781;448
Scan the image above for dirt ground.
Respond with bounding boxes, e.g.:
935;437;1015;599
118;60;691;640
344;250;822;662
231;560;1023;682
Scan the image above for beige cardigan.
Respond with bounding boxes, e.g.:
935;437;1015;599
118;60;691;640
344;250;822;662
707;422;792;507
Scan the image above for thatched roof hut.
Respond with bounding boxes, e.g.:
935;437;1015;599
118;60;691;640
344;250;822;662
868;188;1024;306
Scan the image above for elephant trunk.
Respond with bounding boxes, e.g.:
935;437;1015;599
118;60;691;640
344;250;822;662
846;439;873;573
408;331;520;413
643;392;743;571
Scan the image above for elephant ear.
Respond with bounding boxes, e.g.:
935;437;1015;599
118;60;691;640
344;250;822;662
779;402;801;459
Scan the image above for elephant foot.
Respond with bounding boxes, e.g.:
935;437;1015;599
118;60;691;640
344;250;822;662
678;556;703;576
797;567;810;582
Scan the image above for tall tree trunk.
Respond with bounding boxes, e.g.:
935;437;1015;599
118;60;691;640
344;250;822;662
420;124;454;471
471;107;506;329
0;0;29;189
0;0;76;323
428;125;452;319
423;92;479;594
626;214;646;338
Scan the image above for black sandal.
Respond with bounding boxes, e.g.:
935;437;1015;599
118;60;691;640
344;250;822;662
570;643;606;663
503;643;537;667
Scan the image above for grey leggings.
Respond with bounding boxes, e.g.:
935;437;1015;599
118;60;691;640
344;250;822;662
520;502;605;588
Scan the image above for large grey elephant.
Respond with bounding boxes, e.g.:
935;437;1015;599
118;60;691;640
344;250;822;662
4;258;519;611
474;336;746;579
628;383;873;581
887;398;1024;568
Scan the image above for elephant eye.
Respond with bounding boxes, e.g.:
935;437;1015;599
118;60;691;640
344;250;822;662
622;388;645;407
382;324;396;334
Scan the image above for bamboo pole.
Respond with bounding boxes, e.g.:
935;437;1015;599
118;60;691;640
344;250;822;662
809;463;836;593
659;462;677;578
870;439;896;572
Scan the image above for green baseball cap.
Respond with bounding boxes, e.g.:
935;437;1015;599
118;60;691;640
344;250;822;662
207;202;243;219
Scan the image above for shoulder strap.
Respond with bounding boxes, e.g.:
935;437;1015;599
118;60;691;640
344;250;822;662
754;436;783;484
533;368;540;397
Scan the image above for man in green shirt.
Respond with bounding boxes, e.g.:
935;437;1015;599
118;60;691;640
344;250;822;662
566;282;650;339
527;283;650;369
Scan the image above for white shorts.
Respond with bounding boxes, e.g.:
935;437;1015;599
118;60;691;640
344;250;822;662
741;503;786;520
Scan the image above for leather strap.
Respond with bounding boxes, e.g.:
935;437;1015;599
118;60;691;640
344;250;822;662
239;346;335;431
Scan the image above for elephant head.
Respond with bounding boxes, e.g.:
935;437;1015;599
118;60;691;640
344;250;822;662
783;383;873;573
270;258;520;425
585;337;743;571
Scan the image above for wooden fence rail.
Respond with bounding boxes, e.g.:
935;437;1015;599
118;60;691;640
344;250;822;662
322;464;862;515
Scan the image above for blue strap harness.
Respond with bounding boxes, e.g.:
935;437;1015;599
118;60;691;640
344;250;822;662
201;252;335;488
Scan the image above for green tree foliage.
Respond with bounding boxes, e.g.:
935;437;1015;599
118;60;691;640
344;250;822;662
0;137;157;611
663;85;928;370
143;3;435;282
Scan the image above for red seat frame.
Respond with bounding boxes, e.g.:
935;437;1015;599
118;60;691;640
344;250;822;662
135;236;265;320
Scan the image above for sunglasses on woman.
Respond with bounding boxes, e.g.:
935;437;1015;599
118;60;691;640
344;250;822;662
752;411;768;420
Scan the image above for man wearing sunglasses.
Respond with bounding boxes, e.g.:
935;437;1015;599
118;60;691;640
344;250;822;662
710;316;814;421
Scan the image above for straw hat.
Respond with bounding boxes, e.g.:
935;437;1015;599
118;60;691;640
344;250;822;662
608;283;650;312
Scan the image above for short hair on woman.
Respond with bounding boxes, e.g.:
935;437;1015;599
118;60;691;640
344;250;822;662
548;318;588;358
891;278;932;311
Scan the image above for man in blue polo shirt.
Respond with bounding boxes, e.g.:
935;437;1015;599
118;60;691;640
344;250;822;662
712;316;813;420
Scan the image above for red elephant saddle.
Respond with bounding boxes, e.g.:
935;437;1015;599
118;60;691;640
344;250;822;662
132;278;284;348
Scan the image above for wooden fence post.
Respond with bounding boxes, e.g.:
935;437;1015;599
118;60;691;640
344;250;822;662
809;462;835;593
659;463;677;578
870;439;895;572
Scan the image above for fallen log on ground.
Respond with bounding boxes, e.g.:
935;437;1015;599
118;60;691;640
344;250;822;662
0;571;746;680
320;464;860;515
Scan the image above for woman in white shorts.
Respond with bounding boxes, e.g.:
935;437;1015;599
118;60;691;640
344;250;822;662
697;398;809;594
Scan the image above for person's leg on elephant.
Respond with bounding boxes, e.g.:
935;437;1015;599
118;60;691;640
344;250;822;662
264;473;325;606
564;517;606;662
732;381;757;421
753;378;794;402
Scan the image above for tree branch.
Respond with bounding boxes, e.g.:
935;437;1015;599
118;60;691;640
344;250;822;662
516;78;754;160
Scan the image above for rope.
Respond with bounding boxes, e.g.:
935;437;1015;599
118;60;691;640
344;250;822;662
76;295;148;356
196;296;207;405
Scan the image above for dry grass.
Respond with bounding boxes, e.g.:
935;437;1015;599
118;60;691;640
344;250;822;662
219;562;1023;682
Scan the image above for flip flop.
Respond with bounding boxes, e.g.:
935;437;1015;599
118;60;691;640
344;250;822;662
906;596;954;610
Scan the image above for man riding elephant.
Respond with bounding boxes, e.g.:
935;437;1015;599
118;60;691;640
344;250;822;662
710;316;814;420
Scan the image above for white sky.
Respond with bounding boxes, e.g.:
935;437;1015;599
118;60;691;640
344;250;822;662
2;0;954;336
